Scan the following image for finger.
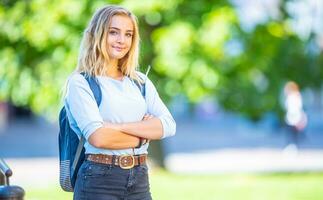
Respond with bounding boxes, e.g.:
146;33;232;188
145;114;153;118
147;115;154;119
142;138;150;145
144;116;153;121
143;116;150;120
142;114;149;120
142;114;153;120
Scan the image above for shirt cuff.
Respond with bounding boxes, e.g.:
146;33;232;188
82;121;104;140
158;116;176;139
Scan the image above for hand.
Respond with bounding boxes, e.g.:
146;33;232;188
141;138;150;145
140;114;153;144
142;113;154;121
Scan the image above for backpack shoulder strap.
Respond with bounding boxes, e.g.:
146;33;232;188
71;136;85;177
80;72;102;106
131;72;147;98
71;73;101;178
133;79;146;98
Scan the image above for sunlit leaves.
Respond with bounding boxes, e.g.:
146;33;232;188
198;7;236;59
0;0;84;119
0;1;25;42
1;0;322;122
0;48;19;99
152;21;194;79
122;0;181;14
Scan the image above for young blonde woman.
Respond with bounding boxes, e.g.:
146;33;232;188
64;5;176;200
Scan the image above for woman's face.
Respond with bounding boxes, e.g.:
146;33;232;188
107;14;134;61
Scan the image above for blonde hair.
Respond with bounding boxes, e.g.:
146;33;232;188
76;5;141;82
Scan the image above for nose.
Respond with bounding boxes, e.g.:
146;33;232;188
117;34;125;43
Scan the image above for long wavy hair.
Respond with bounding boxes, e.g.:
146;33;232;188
76;5;141;82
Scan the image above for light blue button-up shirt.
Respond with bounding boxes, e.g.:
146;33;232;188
64;72;176;155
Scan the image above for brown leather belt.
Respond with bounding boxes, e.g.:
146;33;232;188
86;154;147;169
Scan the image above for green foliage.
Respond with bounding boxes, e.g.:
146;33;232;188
0;0;322;121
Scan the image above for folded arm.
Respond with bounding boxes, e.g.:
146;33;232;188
88;127;140;149
103;74;177;140
88;114;154;149
66;73;175;150
106;114;164;140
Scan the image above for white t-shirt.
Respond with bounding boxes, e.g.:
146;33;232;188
64;72;176;155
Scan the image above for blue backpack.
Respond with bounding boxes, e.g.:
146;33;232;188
58;73;146;192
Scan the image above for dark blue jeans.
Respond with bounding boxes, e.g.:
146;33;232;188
73;160;152;200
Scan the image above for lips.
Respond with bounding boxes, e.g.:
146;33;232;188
112;46;124;52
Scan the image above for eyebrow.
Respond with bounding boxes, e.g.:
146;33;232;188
109;27;133;32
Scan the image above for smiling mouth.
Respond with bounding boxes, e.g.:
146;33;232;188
112;46;124;51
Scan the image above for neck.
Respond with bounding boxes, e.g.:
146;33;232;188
105;59;122;78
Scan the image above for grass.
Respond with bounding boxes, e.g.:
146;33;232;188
25;171;323;200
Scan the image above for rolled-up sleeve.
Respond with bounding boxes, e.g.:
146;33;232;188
144;77;176;139
64;74;104;140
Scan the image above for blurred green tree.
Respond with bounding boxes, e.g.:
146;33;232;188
0;0;322;120
1;0;322;167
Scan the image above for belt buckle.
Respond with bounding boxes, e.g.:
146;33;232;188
119;155;135;169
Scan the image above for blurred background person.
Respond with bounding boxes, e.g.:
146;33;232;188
283;81;308;150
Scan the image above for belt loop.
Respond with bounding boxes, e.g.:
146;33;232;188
112;155;116;165
137;155;140;165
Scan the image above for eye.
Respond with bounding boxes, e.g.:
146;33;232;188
126;33;133;37
109;30;118;35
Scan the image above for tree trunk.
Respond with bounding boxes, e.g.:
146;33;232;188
148;141;165;168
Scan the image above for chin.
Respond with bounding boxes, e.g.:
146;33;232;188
111;53;126;60
116;55;126;60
